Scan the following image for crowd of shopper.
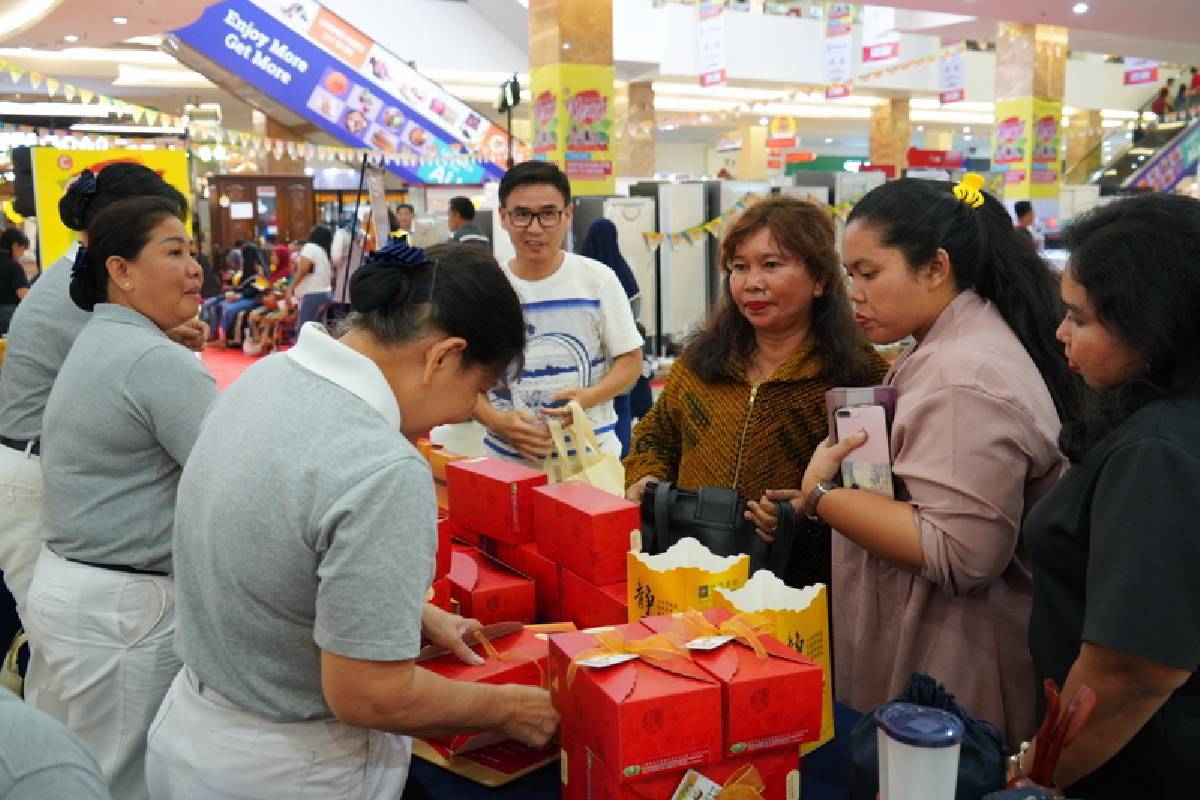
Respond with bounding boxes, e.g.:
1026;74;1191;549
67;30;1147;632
0;158;1196;799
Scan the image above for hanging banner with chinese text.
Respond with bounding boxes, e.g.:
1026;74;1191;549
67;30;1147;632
697;0;727;87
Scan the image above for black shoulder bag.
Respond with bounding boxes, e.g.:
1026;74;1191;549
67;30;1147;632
639;481;797;577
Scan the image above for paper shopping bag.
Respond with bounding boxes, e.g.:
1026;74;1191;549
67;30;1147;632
626;536;749;622
715;571;833;754
544;401;624;497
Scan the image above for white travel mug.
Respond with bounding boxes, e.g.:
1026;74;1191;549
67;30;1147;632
875;702;964;800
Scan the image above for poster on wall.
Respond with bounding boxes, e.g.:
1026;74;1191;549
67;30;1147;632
938;49;966;104
1030;98;1063;199
31;148;189;269
766;116;798;148
993;99;1031;198
823;2;854;99
861;6;900;65
174;0;514;184
530;64;615;195
696;0;727;87
1123;57;1159;86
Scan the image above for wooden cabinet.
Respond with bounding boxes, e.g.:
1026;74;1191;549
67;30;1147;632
208;175;314;258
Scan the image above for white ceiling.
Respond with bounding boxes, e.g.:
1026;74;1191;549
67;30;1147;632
892;0;1200;63
0;0;211;49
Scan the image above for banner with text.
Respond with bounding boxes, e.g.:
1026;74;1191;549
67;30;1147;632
529;63;615;195
993;97;1063;200
697;0;727;87
174;0;511;184
32;149;189;268
823;2;855;99
938;48;966;104
861;6;900;65
1123;57;1159;86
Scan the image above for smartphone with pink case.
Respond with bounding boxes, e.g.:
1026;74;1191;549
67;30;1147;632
834;404;894;497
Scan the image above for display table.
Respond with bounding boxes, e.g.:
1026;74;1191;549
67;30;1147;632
403;703;864;800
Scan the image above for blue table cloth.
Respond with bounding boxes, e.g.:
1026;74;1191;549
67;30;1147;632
404;703;864;800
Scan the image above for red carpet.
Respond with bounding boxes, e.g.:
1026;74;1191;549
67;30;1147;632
201;346;265;391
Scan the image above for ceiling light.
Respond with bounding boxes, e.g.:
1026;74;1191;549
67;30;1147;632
113;16;128;25
0;47;177;65
63;34;79;43
911;110;994;125
962;126;971;133
1072;3;1089;13
963;135;974;141
917;125;925;132
758;116;769;125
824;138;834;143
113;65;216;88
0;101;112;117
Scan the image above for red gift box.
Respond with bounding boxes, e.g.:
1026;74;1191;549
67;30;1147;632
446;458;548;545
427;576;454;614
640;608;824;757
494;541;563;622
533;483;639;586
435;514;454;581
420;623;572;756
560;568;627;630
585;741;800;800
547;624;722;782
448;546;536;625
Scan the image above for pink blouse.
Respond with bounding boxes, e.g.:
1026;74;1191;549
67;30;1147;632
832;290;1065;746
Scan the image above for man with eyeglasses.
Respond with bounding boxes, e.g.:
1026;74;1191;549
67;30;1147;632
474;161;643;464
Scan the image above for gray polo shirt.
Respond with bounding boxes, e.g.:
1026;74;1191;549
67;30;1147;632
0;249;89;439
0;688;111;799
41;304;217;573
173;323;435;721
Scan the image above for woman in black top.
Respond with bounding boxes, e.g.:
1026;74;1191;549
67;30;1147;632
1021;194;1200;797
0;228;30;335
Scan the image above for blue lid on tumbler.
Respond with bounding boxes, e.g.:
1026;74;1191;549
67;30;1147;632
874;703;964;749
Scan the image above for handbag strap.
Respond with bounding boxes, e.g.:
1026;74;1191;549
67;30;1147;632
766;498;797;577
654;480;674;553
545;419;575;480
566;400;606;463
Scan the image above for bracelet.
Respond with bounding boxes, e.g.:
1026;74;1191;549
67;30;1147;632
802;480;837;522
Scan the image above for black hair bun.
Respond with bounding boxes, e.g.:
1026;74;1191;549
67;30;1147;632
350;239;432;313
58;170;98;232
67;244;100;311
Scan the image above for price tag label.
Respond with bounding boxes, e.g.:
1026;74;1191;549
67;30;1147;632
685;635;734;651
575;653;639;669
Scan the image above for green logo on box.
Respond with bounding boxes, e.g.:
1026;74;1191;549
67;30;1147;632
623;766;642;777
731;742;748;754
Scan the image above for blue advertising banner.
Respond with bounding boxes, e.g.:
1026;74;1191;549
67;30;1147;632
174;0;505;184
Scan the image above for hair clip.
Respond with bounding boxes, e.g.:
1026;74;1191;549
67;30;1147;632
365;238;429;268
70;244;90;278
68;169;98;199
952;173;986;209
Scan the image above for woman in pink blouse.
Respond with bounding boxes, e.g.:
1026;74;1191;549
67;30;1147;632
761;177;1082;746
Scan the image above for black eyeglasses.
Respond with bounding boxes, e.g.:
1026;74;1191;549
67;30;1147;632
505;208;564;228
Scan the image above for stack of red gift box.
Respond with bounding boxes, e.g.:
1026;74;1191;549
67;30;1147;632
551;608;823;799
434;454;638;631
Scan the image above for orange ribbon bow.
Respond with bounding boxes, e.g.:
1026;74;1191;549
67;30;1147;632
716;764;767;798
470;624;573;689
670;611;775;661
567;630;692;686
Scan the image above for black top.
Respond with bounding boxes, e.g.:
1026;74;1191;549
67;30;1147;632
0;253;28;304
1024;395;1200;799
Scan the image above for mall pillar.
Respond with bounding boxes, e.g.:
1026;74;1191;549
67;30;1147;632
736;123;768;180
869;99;911;176
528;0;616;194
993;23;1068;201
1065;109;1103;184
615;80;655;179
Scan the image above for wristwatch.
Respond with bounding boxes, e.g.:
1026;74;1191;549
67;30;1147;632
803;480;838;522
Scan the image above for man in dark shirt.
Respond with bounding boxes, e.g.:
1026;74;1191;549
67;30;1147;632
0;228;30;336
447;196;489;247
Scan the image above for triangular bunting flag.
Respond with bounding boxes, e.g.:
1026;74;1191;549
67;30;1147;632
29;72;43;89
62;83;76;101
7;64;25;84
79;88;94;104
145;109;159;126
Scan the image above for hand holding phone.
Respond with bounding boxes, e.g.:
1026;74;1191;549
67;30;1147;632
834;404;894;497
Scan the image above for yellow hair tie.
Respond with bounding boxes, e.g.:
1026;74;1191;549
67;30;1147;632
952;172;986;209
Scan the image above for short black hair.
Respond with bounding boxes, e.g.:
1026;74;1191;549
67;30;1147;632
396;203;415;214
498;161;571;207
71;196;183;311
1014;200;1033;219
448;196;475;221
267;234;279;244
0;228;29;253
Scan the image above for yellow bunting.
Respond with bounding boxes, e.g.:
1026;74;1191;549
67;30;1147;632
28;72;42;89
79;88;94;105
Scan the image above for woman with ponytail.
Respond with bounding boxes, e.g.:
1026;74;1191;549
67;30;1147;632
783;175;1081;747
147;240;556;797
0;164;200;679
24;196;217;800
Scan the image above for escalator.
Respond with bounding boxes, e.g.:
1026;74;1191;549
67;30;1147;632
1122;116;1200;193
169;0;519;185
1091;120;1187;192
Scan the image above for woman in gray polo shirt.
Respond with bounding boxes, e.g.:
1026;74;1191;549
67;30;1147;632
147;241;558;798
23;196;216;800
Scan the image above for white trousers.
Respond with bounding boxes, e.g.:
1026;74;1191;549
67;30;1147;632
23;546;178;800
0;442;44;619
146;668;412;799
